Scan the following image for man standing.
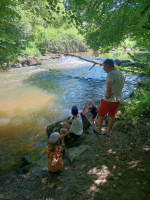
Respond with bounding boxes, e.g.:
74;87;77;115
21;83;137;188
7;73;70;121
94;59;125;137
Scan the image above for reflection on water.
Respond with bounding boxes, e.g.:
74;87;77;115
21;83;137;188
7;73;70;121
0;52;147;175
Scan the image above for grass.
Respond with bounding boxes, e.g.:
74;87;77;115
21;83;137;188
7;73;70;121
118;83;150;121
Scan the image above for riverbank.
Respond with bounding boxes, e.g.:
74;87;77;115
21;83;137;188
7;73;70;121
0;115;150;200
0;52;150;199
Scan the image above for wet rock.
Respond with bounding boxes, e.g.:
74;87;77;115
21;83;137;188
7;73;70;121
114;59;135;66
10;56;42;68
49;54;61;59
46;114;90;139
65;145;90;163
28;166;43;179
11;63;23;68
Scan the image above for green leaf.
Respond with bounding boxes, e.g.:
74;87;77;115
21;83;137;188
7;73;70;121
117;173;122;176
113;177;118;180
136;182;141;186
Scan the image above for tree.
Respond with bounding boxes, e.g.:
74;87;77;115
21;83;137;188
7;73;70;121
63;0;150;52
0;0;57;67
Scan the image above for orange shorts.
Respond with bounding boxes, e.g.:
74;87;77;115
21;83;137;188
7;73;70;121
98;99;120;118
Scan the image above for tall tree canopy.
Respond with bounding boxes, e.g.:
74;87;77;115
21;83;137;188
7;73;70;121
0;0;150;66
63;0;150;51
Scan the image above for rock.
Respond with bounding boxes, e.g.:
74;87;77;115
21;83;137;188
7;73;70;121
28;166;43;179
65;145;90;163
27;56;41;66
10;56;42;68
46;117;70;138
81;113;91;130
46;115;90;139
49;54;61;59
11;63;23;68
114;59;135;67
86;125;94;134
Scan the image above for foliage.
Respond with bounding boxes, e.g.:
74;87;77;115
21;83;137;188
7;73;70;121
118;83;150;121
0;0;25;68
64;0;150;52
24;26;88;55
1;0;150;67
0;0;89;66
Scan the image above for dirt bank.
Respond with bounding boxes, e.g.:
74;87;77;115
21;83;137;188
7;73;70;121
0;118;150;200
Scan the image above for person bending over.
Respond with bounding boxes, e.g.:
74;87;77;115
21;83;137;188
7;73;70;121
81;99;98;125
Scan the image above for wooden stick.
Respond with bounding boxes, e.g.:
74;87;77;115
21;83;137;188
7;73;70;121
41;49;103;70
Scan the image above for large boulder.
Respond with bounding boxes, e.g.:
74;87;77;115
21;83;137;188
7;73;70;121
46;114;90;139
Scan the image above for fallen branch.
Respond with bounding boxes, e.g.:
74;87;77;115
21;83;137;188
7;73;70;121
127;52;140;62
40;49;103;70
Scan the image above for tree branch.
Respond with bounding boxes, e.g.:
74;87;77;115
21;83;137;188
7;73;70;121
127;52;140;62
41;49;103;70
141;3;150;15
142;25;150;30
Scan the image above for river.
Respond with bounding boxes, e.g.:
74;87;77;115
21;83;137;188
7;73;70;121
0;51;148;175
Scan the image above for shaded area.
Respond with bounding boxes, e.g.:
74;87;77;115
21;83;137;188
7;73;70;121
0;119;150;200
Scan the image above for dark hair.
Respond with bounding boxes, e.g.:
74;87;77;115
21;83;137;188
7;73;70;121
71;106;78;116
103;59;114;67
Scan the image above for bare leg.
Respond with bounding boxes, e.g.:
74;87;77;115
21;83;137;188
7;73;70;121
94;116;104;133
60;128;67;145
107;117;115;136
63;122;71;129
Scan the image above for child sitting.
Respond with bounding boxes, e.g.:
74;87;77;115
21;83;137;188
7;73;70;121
60;106;83;148
81;99;98;125
41;132;63;172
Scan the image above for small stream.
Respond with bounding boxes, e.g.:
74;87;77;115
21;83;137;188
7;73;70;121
0;51;149;175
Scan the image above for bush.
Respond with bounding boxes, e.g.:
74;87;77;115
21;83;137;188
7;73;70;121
119;83;150;121
22;26;88;56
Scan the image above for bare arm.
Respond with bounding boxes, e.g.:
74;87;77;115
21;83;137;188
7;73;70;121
60;131;71;139
80;105;86;114
105;81;113;99
84;108;92;116
41;146;48;156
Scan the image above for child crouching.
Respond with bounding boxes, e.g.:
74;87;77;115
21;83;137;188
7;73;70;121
81;99;98;125
41;132;63;172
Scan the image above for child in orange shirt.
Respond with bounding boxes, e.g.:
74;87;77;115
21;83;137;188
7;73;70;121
41;132;63;172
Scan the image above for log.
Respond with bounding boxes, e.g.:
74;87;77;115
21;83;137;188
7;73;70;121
40;49;103;70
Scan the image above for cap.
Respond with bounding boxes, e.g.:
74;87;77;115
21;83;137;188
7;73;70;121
50;132;60;143
86;99;92;109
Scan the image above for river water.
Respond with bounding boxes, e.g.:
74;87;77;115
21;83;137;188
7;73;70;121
0;52;146;175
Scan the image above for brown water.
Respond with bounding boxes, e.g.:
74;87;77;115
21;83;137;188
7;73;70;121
0;67;60;175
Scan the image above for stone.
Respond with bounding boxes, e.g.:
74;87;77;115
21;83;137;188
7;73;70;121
28;166;43;179
86;125;94;134
46;115;90;138
65;145;90;163
27;56;41;66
